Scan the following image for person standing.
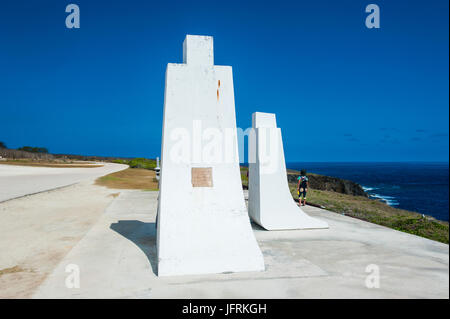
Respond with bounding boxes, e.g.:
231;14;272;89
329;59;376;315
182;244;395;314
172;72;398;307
297;169;309;206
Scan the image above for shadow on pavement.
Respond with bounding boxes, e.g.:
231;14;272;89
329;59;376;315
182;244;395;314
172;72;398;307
110;220;158;275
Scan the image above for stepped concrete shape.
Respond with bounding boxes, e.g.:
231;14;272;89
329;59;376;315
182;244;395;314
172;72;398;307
248;112;329;230
157;35;265;276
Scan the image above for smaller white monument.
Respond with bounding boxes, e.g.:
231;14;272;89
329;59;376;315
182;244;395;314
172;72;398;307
248;112;329;230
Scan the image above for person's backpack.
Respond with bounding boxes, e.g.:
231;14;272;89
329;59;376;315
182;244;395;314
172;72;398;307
299;175;308;189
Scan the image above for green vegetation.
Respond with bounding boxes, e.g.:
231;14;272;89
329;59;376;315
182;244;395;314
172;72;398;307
287;181;449;244
17;146;49;153
240;166;249;187
128;158;156;169
112;158;156;170
111;159;129;164
241;165;448;244
0;141;6;149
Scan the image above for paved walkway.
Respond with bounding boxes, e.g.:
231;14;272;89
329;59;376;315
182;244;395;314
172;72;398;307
0;163;127;202
34;190;449;298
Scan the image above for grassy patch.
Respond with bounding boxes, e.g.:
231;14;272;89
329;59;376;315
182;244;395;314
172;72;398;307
287;184;449;244
241;166;249;188
96;168;158;190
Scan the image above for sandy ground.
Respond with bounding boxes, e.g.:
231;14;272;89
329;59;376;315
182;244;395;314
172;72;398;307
33;190;448;299
0;163;127;202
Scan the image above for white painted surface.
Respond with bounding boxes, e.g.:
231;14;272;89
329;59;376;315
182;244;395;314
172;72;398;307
248;112;329;230
0;163;127;202
157;35;264;276
183;35;214;66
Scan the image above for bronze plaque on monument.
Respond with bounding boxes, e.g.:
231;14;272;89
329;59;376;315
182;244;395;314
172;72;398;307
191;167;213;187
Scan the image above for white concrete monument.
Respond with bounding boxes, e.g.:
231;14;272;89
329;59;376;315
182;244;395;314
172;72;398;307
248;112;329;230
156;35;265;276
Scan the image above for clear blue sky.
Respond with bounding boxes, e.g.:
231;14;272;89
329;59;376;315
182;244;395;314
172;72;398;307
0;0;448;161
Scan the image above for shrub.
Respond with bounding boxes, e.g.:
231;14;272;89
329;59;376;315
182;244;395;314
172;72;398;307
128;158;156;170
112;159;129;164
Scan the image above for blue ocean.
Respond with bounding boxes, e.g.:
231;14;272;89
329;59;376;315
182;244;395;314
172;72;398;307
287;162;449;222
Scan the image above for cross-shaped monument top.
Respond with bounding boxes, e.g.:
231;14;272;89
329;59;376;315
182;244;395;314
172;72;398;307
183;35;214;66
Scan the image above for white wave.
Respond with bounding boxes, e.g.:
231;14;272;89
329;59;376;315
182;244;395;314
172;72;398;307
370;193;399;206
362;186;379;191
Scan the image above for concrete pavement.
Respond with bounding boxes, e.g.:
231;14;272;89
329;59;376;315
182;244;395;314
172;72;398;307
0;181;123;298
33;190;449;298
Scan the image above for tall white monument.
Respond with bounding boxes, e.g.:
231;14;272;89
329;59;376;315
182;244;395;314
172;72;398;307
248;112;329;230
157;35;265;276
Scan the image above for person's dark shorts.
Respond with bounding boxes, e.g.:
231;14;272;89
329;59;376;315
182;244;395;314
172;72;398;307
299;188;307;198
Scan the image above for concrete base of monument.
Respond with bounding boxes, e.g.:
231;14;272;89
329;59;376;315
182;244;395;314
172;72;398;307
32;190;448;298
252;200;330;231
157;205;266;276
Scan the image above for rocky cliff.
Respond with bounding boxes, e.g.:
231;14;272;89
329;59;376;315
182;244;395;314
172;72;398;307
287;172;368;197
